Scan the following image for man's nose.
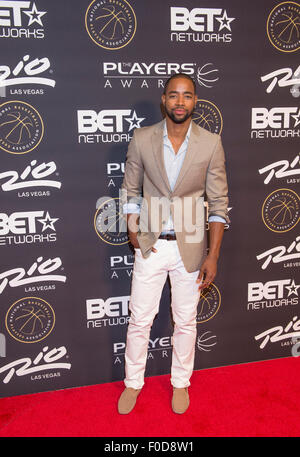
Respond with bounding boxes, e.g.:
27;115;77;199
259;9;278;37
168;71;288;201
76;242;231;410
176;95;185;105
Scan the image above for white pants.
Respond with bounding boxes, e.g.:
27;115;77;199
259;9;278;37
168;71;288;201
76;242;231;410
124;239;200;389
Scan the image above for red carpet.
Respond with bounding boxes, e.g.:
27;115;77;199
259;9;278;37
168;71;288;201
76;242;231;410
0;356;299;437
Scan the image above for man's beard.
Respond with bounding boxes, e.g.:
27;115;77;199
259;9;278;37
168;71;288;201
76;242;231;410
165;106;194;124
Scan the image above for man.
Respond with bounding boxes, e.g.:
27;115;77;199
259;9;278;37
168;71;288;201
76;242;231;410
118;73;229;414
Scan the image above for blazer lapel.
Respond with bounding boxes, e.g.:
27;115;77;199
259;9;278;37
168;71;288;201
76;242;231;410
172;121;200;193
151;121;172;193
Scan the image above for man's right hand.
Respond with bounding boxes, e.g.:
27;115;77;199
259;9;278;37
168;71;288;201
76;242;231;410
127;213;157;252
129;231;140;249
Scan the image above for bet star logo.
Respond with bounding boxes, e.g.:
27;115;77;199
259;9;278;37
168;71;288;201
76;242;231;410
292;109;300;127
215;10;235;31
37;212;58;231
124;111;145;131
286;279;300;297
23;3;46;26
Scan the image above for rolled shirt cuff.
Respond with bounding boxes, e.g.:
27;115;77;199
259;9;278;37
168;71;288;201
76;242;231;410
208;215;226;223
122;203;140;214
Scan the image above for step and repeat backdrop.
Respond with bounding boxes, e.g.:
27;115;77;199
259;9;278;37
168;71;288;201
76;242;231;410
0;0;299;397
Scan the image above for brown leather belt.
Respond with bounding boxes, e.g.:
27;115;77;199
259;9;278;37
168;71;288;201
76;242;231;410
159;233;176;240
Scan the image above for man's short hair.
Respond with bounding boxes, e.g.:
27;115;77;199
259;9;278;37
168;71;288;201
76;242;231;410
163;73;196;94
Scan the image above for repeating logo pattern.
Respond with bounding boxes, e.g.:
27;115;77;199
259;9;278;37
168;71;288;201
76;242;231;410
0;0;299;399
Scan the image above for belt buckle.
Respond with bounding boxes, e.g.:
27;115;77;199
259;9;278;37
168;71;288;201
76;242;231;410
166;234;172;241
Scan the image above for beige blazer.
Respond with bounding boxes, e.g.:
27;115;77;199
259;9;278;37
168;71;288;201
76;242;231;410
121;119;229;272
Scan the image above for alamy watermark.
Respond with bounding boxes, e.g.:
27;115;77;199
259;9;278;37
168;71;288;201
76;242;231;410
0;333;6;357
96;189;206;243
291;337;300;357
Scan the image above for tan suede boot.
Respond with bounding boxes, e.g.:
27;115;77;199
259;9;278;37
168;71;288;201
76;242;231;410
172;387;190;414
118;387;142;414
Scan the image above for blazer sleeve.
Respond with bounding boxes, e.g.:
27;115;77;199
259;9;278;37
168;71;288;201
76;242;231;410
120;129;144;211
205;136;230;224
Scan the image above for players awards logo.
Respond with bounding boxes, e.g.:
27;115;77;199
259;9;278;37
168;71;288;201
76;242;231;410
262;188;300;233
267;2;300;52
192;100;223;134
0;101;43;154
5;297;55;343
94;197;128;245
196;283;221;323
85;0;136;50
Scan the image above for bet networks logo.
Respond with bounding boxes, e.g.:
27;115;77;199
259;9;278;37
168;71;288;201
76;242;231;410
170;7;235;43
77;108;145;144
247;278;299;311
251;106;300;139
86;296;130;329
0;1;47;39
0;210;59;246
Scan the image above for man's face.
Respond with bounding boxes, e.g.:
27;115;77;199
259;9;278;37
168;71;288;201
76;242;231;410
162;77;197;124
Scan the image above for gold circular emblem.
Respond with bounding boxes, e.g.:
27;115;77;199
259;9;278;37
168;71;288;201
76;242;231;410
5;297;55;343
262;188;300;232
197;283;221;324
85;0;137;50
0;101;44;154
267;2;300;52
94;197;129;245
192;100;223;134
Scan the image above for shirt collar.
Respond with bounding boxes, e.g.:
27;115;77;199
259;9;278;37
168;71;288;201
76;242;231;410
163;119;192;142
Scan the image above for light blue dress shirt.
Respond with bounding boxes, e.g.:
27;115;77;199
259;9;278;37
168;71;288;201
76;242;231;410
123;121;226;231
